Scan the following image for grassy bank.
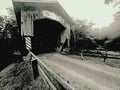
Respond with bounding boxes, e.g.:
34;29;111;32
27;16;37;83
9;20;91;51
68;55;120;69
0;61;49;90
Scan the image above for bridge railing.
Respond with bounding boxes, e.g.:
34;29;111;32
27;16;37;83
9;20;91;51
29;51;75;90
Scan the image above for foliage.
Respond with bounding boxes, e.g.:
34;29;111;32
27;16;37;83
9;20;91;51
5;7;16;24
0;16;4;31
71;18;97;49
104;36;120;51
0;16;4;23
105;0;120;7
94;37;109;48
72;18;94;37
75;37;98;50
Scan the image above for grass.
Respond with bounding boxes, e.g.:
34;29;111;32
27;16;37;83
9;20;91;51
0;61;50;90
105;58;120;69
67;54;120;69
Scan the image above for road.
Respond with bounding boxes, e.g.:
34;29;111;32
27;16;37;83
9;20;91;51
37;53;120;90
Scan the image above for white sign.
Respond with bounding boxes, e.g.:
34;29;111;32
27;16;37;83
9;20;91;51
42;10;64;24
21;10;33;36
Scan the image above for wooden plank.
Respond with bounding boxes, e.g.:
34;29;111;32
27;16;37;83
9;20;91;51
32;60;39;79
38;66;57;90
39;63;74;90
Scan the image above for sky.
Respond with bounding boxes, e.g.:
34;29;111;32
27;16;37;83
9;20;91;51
0;0;119;28
58;0;119;28
0;0;13;16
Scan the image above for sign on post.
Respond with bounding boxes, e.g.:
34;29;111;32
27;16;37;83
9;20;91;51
21;10;34;36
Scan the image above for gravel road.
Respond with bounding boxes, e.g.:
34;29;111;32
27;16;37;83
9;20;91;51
38;53;120;90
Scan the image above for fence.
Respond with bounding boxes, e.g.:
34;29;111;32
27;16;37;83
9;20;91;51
29;51;75;90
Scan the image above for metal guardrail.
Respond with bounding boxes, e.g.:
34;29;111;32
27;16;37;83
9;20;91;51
29;51;75;90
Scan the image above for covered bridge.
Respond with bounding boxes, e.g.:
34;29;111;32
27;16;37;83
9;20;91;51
13;0;74;54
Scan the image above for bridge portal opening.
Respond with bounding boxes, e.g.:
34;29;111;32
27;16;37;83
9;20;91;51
31;18;65;54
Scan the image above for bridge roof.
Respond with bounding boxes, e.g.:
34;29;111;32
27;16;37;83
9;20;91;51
13;0;74;26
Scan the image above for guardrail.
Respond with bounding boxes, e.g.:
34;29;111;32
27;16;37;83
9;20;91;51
83;53;120;59
65;50;120;63
29;51;75;90
67;51;120;59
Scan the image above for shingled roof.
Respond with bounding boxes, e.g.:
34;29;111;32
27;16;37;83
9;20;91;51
13;0;74;25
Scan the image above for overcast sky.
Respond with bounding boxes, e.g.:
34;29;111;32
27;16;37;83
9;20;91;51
58;0;119;28
0;0;13;16
0;0;119;28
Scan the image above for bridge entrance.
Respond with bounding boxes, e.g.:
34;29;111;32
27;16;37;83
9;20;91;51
31;18;65;54
13;1;73;55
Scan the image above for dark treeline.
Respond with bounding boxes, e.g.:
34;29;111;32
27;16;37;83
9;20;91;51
70;17;120;53
0;20;27;71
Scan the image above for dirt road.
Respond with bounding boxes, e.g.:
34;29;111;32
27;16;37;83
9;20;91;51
38;53;120;90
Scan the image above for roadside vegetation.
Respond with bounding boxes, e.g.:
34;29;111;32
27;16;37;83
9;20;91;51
0;61;49;90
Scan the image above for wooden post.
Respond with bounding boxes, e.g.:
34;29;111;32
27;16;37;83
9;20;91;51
32;60;39;79
103;49;107;62
66;24;70;51
80;50;84;60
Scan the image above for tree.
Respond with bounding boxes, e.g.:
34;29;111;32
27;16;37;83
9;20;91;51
99;0;120;39
0;16;4;31
0;16;4;23
95;37;109;48
72;18;94;40
104;36;120;52
71;18;97;49
4;7;16;24
105;0;120;7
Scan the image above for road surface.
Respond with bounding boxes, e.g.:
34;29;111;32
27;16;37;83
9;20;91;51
37;53;120;90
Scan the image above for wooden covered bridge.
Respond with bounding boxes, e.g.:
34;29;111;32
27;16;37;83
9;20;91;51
13;0;74;54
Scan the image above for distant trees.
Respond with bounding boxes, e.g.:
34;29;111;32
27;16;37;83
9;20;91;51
71;18;98;50
0;16;4;31
93;36;120;52
0;16;4;23
5;7;16;24
0;7;17;39
95;37;108;48
72;19;94;38
105;0;120;7
86;0;120;52
104;37;120;52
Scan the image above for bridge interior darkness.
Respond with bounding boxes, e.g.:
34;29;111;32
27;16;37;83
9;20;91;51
31;18;65;54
